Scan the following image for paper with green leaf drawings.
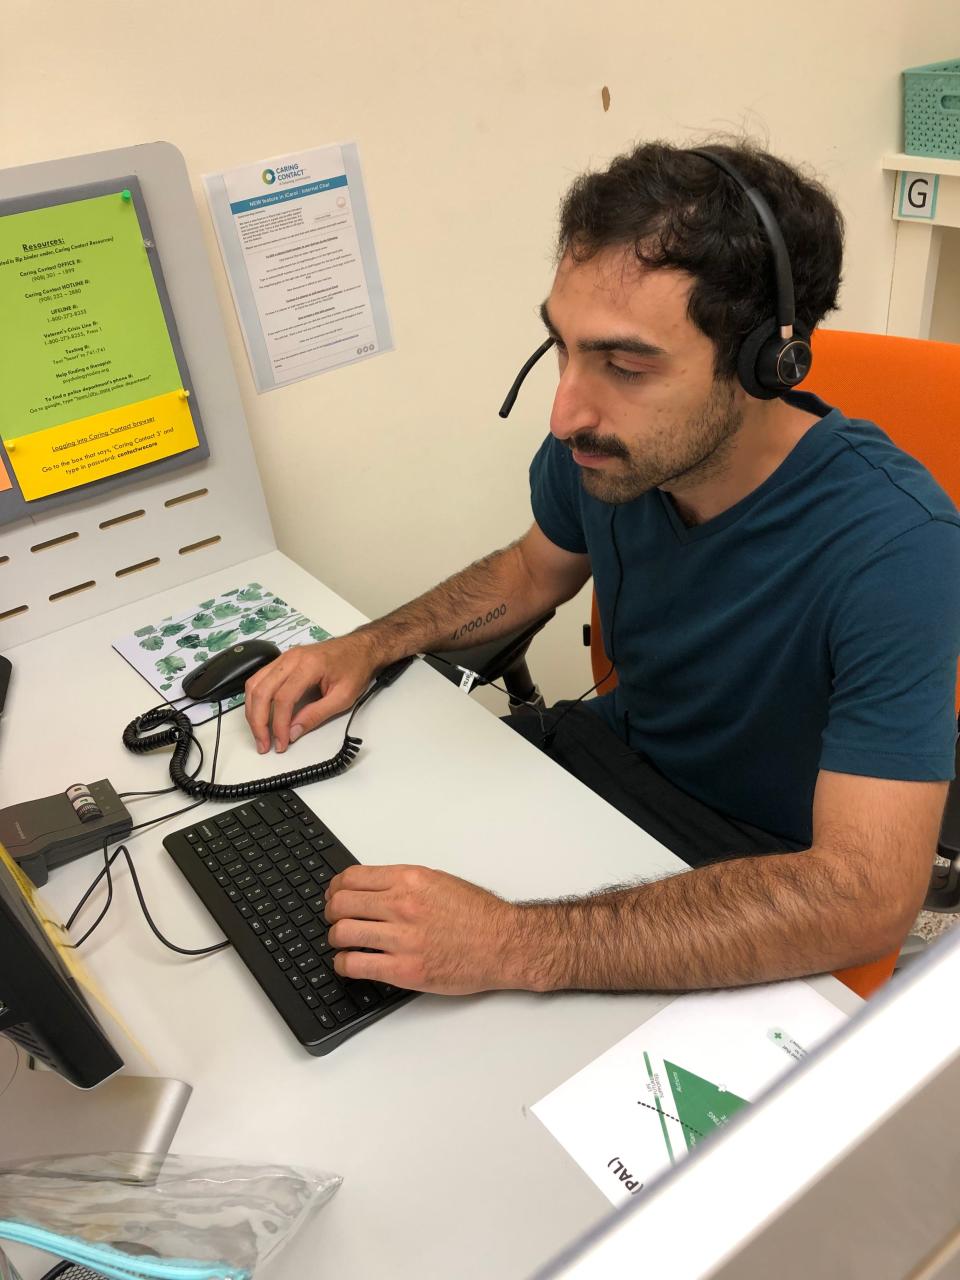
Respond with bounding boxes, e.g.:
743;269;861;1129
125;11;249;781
112;582;331;724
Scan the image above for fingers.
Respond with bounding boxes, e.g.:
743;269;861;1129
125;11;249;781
287;686;356;744
243;652;301;753
243;638;376;754
326;864;406;902
325;888;392;924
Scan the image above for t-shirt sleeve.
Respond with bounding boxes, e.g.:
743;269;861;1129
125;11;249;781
529;435;588;554
820;518;960;781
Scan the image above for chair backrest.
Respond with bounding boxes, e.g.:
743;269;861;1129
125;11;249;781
800;330;960;714
586;330;960;1000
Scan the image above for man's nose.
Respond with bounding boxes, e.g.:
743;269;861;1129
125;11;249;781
549;366;600;441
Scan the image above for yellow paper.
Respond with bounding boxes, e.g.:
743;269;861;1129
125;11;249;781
6;389;199;501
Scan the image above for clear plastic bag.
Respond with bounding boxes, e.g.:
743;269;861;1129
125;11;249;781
0;1152;342;1280
0;1244;23;1280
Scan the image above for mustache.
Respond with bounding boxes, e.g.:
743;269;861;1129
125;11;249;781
567;432;629;460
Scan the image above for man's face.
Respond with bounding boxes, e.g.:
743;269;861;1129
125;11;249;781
543;247;742;504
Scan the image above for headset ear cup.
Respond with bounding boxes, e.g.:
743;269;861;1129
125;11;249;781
736;319;780;400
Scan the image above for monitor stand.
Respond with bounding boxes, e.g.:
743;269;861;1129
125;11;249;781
0;1038;191;1168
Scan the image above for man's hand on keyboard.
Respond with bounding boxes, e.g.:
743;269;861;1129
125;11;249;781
244;635;378;754
324;864;519;995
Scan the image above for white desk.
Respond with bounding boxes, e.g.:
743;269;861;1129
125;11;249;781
0;551;858;1280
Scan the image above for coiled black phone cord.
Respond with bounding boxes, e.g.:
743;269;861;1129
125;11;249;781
121;704;362;799
120;657;414;801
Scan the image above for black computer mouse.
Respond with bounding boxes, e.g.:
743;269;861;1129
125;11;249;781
181;638;282;702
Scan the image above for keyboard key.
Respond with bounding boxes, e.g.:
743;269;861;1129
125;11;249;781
275;822;294;838
253;797;283;825
204;856;220;873
251;858;271;875
235;805;259;828
274;953;292;970
282;832;303;848
322;981;346;1004
314;1006;336;1030
274;924;298;944
258;834;280;852
215;812;237;829
287;869;308;888
260;869;281;888
301;989;320;1008
233;836;254;853
287;971;306;989
222;825;244;841
244;885;266;903
291;906;313;926
277;858;298;876
226;887;242;903
185;830;199;843
215;872;230;887
265;911;287;930
262;936;279;952
224;860;246;878
331;999;357;1023
312;865;333;885
248;823;270;840
254;898;277;916
235;872;255;891
198;822;218;842
299;881;323;900
237;902;254;918
301;921;323;942
280;894;300;913
248;918;266;935
286;939;308;958
208;838;228;854
295;953;321;973
350;982;382;1011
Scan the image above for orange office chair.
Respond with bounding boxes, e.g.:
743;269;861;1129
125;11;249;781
588;330;960;1000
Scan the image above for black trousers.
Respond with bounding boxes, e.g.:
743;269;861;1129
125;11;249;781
504;702;806;868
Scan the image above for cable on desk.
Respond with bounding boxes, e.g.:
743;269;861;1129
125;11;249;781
68;701;230;956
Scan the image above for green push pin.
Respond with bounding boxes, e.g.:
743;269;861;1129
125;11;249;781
121;189;131;202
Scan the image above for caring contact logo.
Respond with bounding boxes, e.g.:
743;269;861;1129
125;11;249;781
261;168;277;185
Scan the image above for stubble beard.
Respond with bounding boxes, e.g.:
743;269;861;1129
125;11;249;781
575;380;743;505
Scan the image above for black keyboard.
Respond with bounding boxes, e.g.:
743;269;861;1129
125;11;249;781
163;790;415;1054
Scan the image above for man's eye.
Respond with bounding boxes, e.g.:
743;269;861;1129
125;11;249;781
609;363;646;382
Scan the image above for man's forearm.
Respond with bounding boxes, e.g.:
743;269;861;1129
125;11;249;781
508;847;904;991
351;540;551;666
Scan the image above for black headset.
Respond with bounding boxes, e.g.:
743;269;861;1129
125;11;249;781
498;146;813;415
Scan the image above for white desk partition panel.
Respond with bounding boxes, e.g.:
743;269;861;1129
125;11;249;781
0;143;274;647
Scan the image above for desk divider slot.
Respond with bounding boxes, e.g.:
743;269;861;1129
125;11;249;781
116;557;161;577
164;487;209;508
30;532;80;553
0;604;29;621
99;509;146;530
179;535;221;555
49;580;96;602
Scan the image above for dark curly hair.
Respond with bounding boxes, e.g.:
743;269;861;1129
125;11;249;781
557;139;844;379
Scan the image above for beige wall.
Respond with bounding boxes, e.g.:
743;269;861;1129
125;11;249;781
3;1;959;706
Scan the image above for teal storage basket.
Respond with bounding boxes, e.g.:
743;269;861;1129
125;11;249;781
903;59;960;159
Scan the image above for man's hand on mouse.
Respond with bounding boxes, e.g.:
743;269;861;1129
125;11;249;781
324;864;524;995
244;634;380;754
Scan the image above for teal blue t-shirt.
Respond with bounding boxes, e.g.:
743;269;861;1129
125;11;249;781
529;392;960;847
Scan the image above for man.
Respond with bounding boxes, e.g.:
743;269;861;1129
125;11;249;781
245;140;960;997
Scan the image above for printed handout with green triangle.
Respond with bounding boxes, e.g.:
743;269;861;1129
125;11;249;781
532;982;849;1207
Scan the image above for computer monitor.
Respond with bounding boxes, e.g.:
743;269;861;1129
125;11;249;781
0;839;122;1088
0;840;190;1164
